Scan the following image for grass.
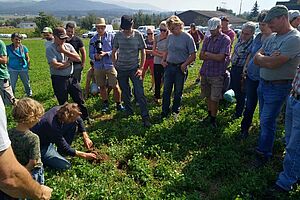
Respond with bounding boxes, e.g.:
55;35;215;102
3;38;299;199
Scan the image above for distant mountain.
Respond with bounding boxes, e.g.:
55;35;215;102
101;0;163;11
0;0;131;14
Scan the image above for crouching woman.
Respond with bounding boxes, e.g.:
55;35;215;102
31;103;96;170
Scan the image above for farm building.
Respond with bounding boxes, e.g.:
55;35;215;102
276;0;300;10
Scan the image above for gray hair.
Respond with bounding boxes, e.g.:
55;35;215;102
242;21;256;33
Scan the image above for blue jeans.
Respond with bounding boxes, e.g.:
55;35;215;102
230;66;245;117
256;80;291;158
162;63;186;115
9;69;32;96
117;68;149;119
276;95;300;191
41;143;71;170
241;77;259;133
31;167;45;185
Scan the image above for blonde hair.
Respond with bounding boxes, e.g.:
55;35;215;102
166;15;184;29
12;98;44;124
56;103;81;122
159;21;168;29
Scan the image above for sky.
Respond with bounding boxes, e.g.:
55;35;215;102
111;0;285;14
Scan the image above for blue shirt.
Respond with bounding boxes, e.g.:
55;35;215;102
247;33;263;81
6;44;29;71
89;32;113;70
31;106;86;157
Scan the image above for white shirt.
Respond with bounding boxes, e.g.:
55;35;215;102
0;96;11;152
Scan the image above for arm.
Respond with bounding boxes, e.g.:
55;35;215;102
135;48;146;77
79;47;86;67
50;59;71;70
202;52;226;62
0;146;52;199
254;50;287;69
0;55;7;65
57;44;81;62
82;131;93;149
25;159;37;172
161;51;168;67
112;48;117;66
25;52;30;69
242;54;251;74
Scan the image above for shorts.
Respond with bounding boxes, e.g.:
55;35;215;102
0;79;16;105
200;76;224;102
94;68;118;88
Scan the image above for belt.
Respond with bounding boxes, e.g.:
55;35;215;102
167;62;184;67
291;90;300;100
51;74;73;79
262;79;292;85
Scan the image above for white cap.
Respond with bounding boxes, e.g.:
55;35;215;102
208;17;221;31
288;10;300;21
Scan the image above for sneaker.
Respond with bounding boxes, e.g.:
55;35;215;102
143;118;151;128
116;104;125;111
172;112;179;122
101;103;109;113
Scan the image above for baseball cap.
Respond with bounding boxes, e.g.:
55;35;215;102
263;5;288;23
11;32;23;40
53;27;68;39
288;10;300;22
42;27;53;33
120;15;133;30
208;17;221;30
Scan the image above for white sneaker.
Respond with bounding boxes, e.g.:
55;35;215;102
172;113;179;122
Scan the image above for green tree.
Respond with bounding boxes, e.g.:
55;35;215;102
80;13;97;30
34;12;62;33
248;1;259;20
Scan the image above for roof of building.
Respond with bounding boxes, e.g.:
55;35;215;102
177;10;248;24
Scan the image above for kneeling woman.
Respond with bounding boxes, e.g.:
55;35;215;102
31;103;96;170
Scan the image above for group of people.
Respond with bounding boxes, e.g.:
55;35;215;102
1;4;300;198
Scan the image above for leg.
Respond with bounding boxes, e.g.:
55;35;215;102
41;143;71;170
154;64;163;99
8;70;18;94
18;70;32;96
51;76;68;105
162;65;175;116
172;67;185;113
117;70;133;115
230;66;245;117
285;96;293;145
0;79;16;105
73;64;83;83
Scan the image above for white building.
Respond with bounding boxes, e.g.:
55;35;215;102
17;22;36;29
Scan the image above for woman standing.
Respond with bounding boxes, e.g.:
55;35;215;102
7;33;32;97
161;16;196;119
152;21;168;104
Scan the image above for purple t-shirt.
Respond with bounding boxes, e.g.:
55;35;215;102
200;33;231;77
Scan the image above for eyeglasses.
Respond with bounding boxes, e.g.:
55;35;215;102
160;29;167;32
147;33;153;35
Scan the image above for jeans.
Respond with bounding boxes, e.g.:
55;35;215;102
73;63;83;83
276;95;300;191
117;68;149;119
51;75;89;120
154;64;164;99
230;66;245;117
9;69;32;96
162;63;186;115
41;143;71;170
256;80;291;158
241;77;259;133
31;167;44;185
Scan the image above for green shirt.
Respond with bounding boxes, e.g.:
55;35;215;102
0;40;10;80
8;128;43;169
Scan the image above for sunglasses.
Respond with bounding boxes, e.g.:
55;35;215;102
160;29;167;32
147;33;153;35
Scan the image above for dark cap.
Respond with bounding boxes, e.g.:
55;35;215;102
53;27;69;39
263;5;288;23
120;15;133;30
190;23;196;27
11;32;23;39
220;16;229;22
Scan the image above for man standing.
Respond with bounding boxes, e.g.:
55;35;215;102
65;22;86;83
254;5;300;166
0;96;52;199
46;27;89;121
220;16;235;44
0;39;15;105
42;27;54;48
112;15;150;127
89;18;123;112
199;17;231;128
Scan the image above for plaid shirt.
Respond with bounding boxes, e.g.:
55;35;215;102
200;33;231;77
292;67;300;94
231;37;253;67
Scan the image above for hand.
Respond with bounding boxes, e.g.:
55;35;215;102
271;50;280;57
40;185;53;200
84;152;97;160
61;61;70;68
135;68;143;79
180;64;187;74
83;137;93;149
57;45;67;54
161;60;168;67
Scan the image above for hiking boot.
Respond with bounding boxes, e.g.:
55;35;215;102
101;103;109;113
172;112;179;122
116;104;125;111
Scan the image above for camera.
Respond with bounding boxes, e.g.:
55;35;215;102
93;37;102;54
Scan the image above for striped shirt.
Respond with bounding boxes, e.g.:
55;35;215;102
292;67;300;94
200;32;231;77
231;37;253;67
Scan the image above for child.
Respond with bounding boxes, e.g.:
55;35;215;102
8;97;45;185
84;60;99;99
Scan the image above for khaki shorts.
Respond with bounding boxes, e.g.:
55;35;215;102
0;79;16;105
200;76;224;102
94;68;118;87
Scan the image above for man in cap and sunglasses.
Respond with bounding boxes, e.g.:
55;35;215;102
254;5;300;168
46;27;90;122
112;15;151;127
